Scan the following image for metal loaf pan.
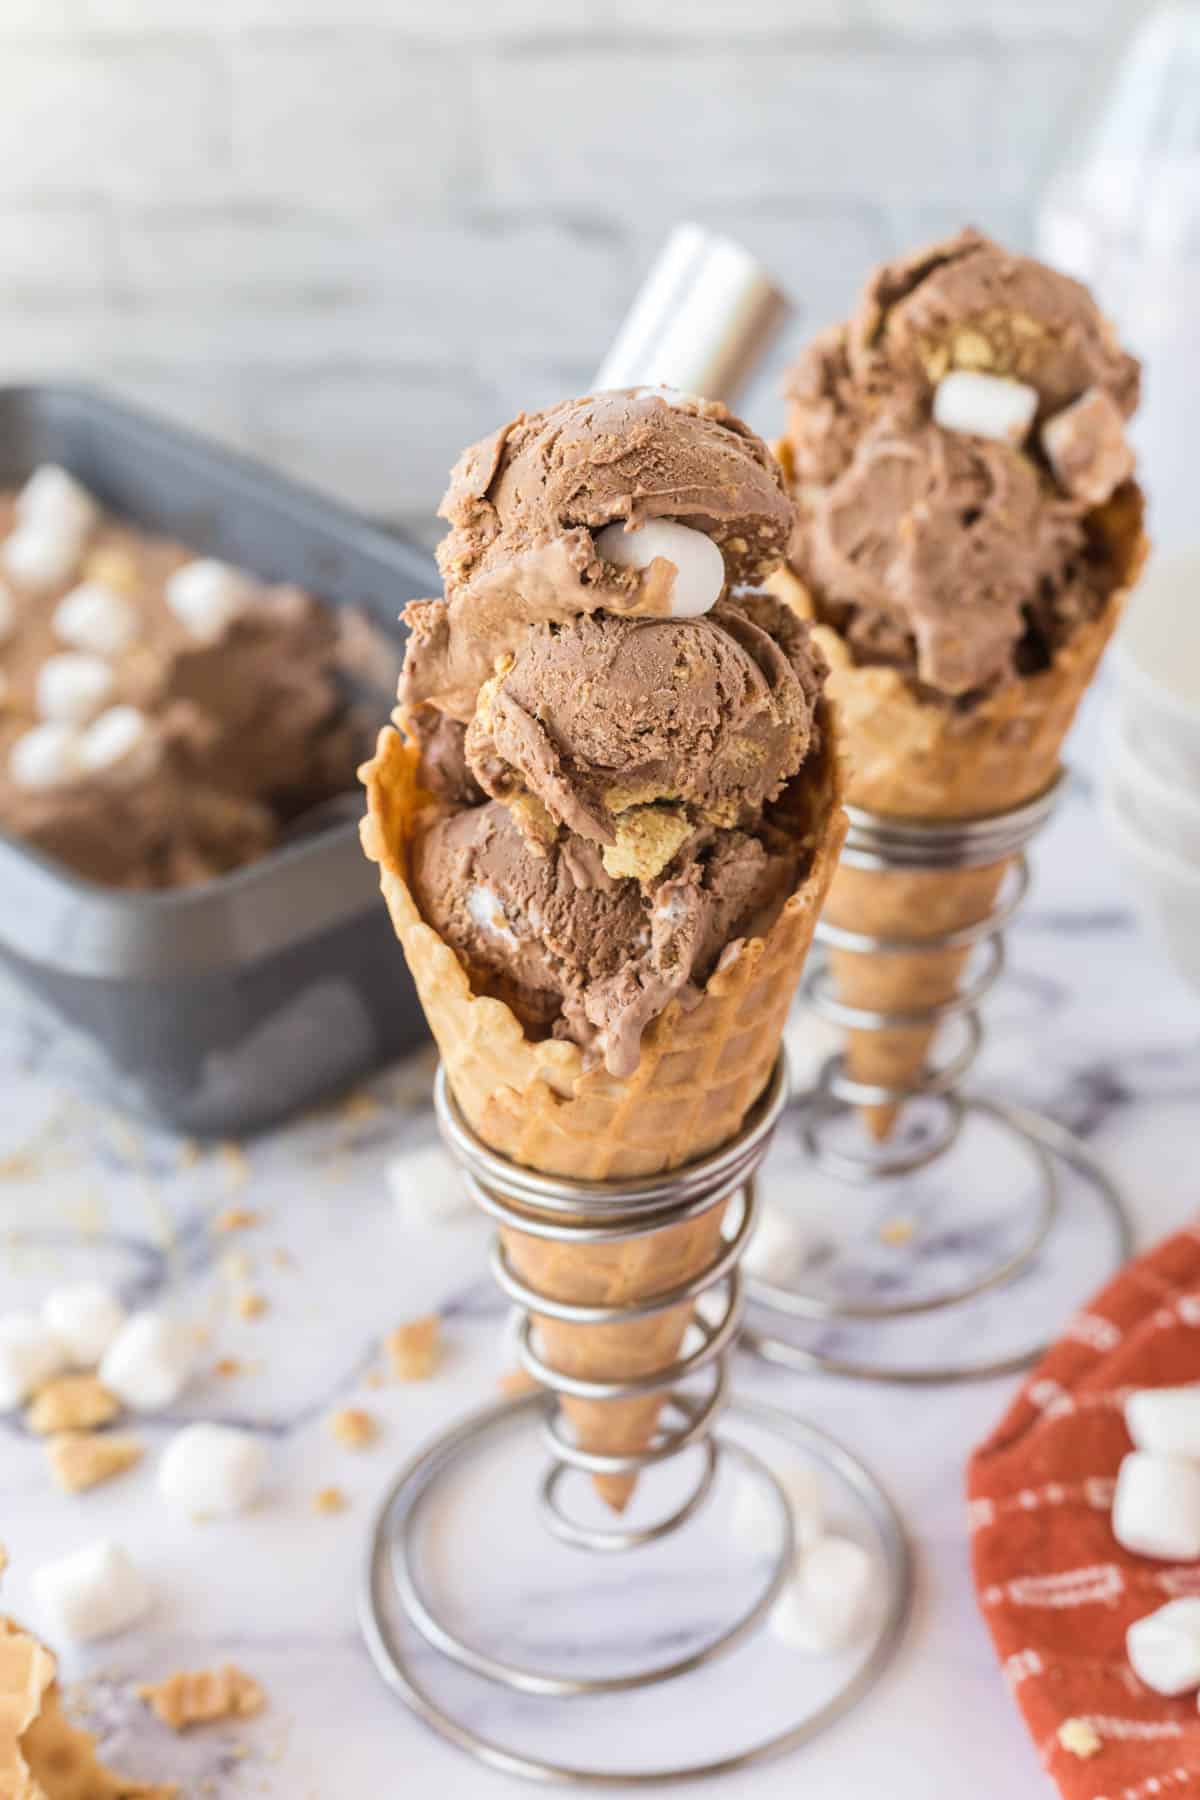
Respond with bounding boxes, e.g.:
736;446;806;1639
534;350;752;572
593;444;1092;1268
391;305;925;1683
0;384;436;1135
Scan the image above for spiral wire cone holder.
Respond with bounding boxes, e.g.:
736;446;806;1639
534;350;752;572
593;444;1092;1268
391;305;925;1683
361;1056;912;1784
743;773;1134;1384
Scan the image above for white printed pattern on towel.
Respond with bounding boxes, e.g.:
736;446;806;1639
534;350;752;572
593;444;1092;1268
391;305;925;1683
984;1564;1125;1609
968;1477;1116;1532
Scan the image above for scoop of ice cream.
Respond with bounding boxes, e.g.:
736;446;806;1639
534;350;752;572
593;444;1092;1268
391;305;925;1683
783;228;1141;697
401;390;794;721
464;593;824;878
410;798;796;1077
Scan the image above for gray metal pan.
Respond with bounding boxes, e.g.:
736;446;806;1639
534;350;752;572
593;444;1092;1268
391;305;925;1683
0;383;436;1135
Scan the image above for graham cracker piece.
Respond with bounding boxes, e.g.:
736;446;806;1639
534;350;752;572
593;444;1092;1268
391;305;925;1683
330;1408;377;1449
135;1666;265;1732
47;1433;143;1494
28;1376;120;1436
385;1315;440;1382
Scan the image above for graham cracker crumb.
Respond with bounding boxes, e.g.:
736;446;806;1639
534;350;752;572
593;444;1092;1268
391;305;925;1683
212;1206;261;1234
137;1665;265;1731
879;1216;916;1247
386;1314;440;1382
48;1431;143;1493
340;1090;380;1124
237;1291;268;1321
499;1367;540;1398
331;1407;377;1449
27;1374;120;1435
218;1140;249;1189
314;1486;347;1514
213;1357;243;1378
220;1249;252;1284
1058;1718;1103;1759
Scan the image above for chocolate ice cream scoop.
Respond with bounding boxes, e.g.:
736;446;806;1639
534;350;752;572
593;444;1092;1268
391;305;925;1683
464;592;824;879
401;388;794;721
411;797;796;1078
783;227;1141;697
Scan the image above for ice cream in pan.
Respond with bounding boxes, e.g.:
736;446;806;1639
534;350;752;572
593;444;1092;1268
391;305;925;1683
363;390;846;1506
771;228;1147;1138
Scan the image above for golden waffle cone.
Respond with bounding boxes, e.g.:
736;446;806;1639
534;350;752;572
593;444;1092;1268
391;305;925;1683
770;479;1147;1139
0;1616;172;1799
361;711;845;1508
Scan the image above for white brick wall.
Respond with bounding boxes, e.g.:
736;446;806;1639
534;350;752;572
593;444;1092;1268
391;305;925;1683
0;0;1117;527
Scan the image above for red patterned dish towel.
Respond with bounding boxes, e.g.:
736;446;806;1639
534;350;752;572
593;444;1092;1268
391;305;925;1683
969;1226;1200;1800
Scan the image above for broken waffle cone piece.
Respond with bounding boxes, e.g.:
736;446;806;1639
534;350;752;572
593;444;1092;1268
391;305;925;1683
362;710;845;1510
770;480;1147;1141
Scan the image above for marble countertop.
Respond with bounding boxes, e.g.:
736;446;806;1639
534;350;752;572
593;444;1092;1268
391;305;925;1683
1;707;1197;1799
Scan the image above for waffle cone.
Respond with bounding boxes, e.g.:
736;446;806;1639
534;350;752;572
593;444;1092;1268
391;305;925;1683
362;709;845;1507
770;476;1147;1139
0;1616;171;1799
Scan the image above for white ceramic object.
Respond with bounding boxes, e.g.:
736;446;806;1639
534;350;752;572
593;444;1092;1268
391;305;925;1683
1112;550;1200;788
1101;779;1200;997
1104;710;1200;869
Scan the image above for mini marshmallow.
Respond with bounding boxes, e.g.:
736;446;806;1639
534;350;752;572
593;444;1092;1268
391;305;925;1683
594;519;724;618
78;705;157;778
0;581;15;643
0;1312;68;1407
1127;1386;1200;1462
33;1540;150;1644
8;722;81;790
731;1460;824;1553
1127;1599;1200;1695
1112;1452;1200;1561
17;464;98;540
388;1142;473;1227
932;370;1039;446
770;1536;874;1653
158;1423;267;1519
42;1281;126;1367
99;1311;196;1412
165;559;251;641
35;652;115;725
53;581;139;656
741;1205;812;1284
2;522;83;592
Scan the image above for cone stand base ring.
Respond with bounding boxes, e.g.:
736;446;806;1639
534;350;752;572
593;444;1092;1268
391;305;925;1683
361;1392;913;1786
742;1099;1133;1385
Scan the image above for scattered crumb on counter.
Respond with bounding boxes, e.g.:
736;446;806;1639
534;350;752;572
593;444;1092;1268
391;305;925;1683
213;1357;243;1379
219;1250;252;1285
47;1431;143;1493
331;1407;377;1449
1058;1718;1103;1759
386;1315;440;1382
879;1216;916;1247
314;1486;347;1515
236;1291;268;1321
218;1141;249;1190
28;1375;120;1435
212;1206;261;1235
340;1090;380;1125
136;1664;265;1731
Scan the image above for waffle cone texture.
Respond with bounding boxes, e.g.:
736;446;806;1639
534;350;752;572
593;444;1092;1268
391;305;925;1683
361;710;845;1506
770;476;1148;1138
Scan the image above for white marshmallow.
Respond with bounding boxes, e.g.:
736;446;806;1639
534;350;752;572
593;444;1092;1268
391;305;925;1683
0;581;16;644
1127;1387;1200;1462
36;652;115;725
17;465;98;540
0;1312;68;1407
1127;1599;1200;1695
8;722;81;791
158;1423;268;1519
53;581;139;656
42;1281;126;1367
78;705;157;778
932;370;1039;446
741;1205;812;1284
2;522;83;592
165;558;251;641
33;1540;150;1644
99;1311;196;1412
770;1536;874;1653
594;519;724;618
1112;1452;1200;1561
388;1142;472;1227
731;1460;824;1553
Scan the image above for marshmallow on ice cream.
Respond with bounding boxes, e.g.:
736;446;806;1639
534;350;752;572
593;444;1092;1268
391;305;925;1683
401;389;795;720
465;593;822;875
782;227;1140;696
